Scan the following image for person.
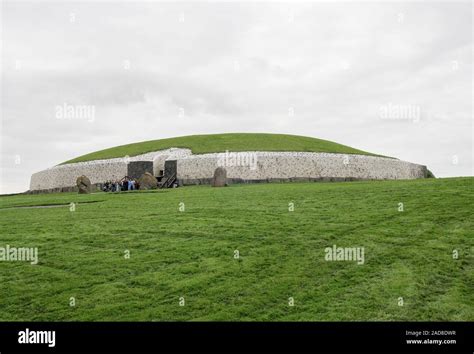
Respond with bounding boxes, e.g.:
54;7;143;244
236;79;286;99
122;178;129;191
129;179;135;191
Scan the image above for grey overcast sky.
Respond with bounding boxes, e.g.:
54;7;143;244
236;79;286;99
1;1;472;194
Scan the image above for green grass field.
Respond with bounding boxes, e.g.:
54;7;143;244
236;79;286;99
62;133;385;164
0;178;472;321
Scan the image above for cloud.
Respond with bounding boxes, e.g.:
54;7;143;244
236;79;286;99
1;1;472;193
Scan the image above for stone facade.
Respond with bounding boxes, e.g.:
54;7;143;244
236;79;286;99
29;148;191;191
177;152;427;182
127;161;154;179
29;149;427;191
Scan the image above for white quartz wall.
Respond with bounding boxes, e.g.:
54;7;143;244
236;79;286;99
30;149;426;190
30;161;128;190
177;152;426;181
29;148;191;190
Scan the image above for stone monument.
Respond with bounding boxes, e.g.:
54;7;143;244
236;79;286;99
212;167;227;187
76;175;92;194
138;172;158;190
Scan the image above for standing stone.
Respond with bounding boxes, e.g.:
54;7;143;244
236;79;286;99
212;167;227;187
138;172;158;190
76;175;92;194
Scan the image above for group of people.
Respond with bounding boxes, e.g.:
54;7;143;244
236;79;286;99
102;177;139;192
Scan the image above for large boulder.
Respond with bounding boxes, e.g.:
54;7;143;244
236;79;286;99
76;175;92;194
138;172;158;190
212;167;227;187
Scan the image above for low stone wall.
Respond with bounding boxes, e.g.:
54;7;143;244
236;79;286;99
25;184;101;195
29;149;427;191
177;152;427;182
180;177;371;186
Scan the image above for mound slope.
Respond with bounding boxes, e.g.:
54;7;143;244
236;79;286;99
62;133;385;164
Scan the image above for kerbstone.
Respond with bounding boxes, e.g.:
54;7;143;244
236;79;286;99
138;172;158;190
76;175;92;194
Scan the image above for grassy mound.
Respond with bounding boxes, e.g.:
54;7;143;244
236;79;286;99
62;133;385;164
0;177;472;321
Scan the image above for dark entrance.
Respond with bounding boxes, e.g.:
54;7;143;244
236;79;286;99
127;161;154;179
164;160;177;178
161;160;178;188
